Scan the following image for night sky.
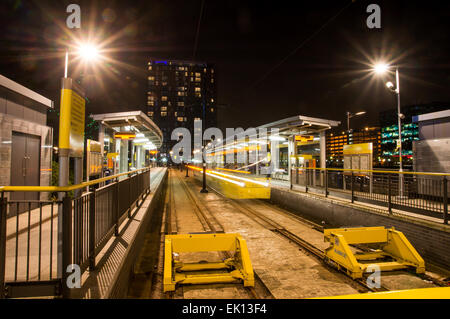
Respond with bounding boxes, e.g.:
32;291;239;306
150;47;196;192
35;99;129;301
0;0;449;132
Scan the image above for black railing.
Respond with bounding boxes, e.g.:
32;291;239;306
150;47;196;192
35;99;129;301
291;167;449;224
0;167;151;298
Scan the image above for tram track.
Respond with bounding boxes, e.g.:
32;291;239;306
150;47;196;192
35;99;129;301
162;169;271;299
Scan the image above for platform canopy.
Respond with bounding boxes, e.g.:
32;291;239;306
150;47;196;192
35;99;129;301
256;115;341;137
92;111;163;149
207;114;341;152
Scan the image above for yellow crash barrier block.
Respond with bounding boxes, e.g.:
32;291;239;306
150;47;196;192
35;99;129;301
324;226;425;279
163;233;254;292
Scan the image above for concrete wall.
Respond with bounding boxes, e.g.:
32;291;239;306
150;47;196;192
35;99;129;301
270;187;450;269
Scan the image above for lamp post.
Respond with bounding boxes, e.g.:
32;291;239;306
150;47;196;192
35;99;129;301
346;111;366;133
374;63;404;197
58;42;100;281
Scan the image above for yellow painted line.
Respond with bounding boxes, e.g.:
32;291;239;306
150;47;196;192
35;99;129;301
0;167;150;192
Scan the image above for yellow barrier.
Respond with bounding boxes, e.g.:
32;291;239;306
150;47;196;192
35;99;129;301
0;167;151;192
324;227;425;279
163;233;254;292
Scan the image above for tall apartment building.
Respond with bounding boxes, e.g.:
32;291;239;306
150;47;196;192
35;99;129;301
146;59;217;158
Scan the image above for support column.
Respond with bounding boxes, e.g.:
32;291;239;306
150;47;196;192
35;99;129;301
136;146;143;169
320;131;326;186
288;136;296;185
119;138;129;174
98;123;105;183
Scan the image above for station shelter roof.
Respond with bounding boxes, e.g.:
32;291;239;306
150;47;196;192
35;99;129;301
92;111;163;149
206;115;341;153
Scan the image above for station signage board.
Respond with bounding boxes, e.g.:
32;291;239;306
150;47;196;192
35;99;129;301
59;78;85;158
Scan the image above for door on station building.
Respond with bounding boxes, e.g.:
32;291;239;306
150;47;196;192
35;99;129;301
10;132;41;215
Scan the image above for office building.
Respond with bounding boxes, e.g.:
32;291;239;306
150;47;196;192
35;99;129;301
326;127;381;167
379;102;450;167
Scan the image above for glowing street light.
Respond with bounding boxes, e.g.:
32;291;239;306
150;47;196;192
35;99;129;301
373;62;389;74
372;62;405;197
77;44;99;62
64;42;101;78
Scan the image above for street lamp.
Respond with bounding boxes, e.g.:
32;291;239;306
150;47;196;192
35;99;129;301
373;62;404;197
346;111;366;133
64;43;100;77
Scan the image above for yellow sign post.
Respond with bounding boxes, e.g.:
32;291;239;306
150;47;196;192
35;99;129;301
59;78;85;157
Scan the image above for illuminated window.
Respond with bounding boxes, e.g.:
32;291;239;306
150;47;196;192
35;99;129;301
195;72;201;77
161;96;168;101
174;112;178;116
194;117;201;121
177;102;184;106
195;77;201;82
210;98;214;103
177;117;184;122
147;101;154;106
195;87;201;92
210;108;214;112
161;106;167;111
147;111;153;117
195;93;201;98
148;76;155;81
148;66;152;71
161;112;167;116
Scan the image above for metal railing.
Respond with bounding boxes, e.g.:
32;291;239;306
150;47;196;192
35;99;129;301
290;167;449;224
0;167;151;298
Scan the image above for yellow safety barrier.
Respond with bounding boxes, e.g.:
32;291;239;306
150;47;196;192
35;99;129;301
163;233;255;292
324;227;425;279
317;287;450;299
